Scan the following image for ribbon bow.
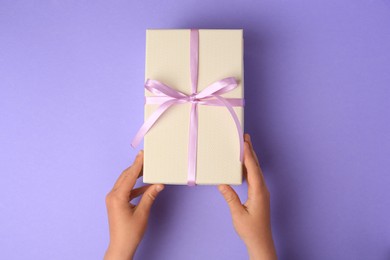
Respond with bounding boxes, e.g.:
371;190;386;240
131;29;244;186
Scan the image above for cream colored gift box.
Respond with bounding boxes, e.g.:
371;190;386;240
142;29;244;185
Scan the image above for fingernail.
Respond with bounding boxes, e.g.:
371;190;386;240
218;185;227;192
136;150;143;159
156;185;164;192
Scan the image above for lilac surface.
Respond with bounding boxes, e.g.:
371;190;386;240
1;1;390;259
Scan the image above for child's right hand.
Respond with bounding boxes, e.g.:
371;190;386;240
217;134;277;260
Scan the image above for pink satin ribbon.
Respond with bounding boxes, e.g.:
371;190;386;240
131;29;244;186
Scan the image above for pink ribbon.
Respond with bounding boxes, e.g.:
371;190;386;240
131;29;244;186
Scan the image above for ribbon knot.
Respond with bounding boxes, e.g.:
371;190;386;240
188;93;199;103
131;29;244;186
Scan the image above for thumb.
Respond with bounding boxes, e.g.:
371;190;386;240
137;184;165;215
218;184;243;215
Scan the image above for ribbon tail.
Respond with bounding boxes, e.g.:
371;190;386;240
187;103;198;186
213;95;244;162
131;99;183;148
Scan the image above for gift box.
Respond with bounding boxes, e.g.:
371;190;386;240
132;29;244;185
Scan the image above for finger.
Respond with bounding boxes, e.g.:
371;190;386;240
244;134;260;166
130;185;151;201
113;167;143;192
218;184;244;215
112;151;144;191
245;134;266;184
115;151;144;198
136;184;165;215
243;136;263;200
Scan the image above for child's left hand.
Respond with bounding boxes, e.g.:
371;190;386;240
104;150;165;260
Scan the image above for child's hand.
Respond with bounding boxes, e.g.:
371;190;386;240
217;134;277;260
104;151;164;260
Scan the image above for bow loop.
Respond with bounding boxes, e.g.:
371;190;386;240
195;77;238;99
145;79;188;98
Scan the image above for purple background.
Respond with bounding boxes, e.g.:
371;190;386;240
1;1;390;259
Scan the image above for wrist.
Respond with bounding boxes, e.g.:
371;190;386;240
104;244;137;260
245;237;277;260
